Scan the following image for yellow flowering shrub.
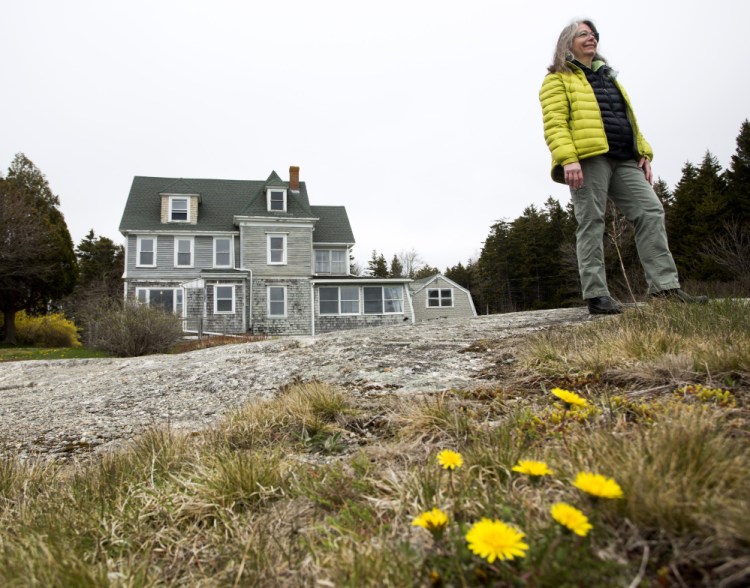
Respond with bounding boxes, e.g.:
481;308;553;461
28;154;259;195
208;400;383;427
11;311;81;348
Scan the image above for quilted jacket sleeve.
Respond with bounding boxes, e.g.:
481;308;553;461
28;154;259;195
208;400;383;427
539;73;579;167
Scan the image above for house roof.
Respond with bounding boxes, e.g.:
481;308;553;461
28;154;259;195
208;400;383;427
119;174;353;243
311;206;355;244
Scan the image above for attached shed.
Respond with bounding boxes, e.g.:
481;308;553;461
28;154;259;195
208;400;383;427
408;274;477;322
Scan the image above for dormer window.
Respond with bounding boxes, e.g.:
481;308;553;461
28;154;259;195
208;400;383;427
267;188;287;212
170;197;189;222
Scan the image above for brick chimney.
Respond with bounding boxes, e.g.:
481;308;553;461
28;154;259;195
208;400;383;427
289;166;300;191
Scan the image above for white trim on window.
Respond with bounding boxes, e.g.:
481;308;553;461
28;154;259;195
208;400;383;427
314;249;348;274
268;286;287;317
174;236;194;268
136;236;156;267
135;286;183;315
213;236;233;268
319;286;360;315
214;285;235;314
363;286;404;314
427;288;454;308
266;188;287;212
169;196;189;222
267;233;287;265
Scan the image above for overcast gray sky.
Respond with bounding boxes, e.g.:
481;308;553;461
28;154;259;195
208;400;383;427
2;0;749;271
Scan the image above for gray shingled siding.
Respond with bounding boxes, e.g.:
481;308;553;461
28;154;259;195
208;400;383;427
204;282;245;333
241;225;313;277
411;276;476;322
316;314;407;334
250;278;312;335
184;288;204;332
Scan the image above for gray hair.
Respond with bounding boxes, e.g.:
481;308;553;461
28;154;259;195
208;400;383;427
547;19;607;73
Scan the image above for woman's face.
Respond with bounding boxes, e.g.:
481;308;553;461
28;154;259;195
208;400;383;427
570;23;598;64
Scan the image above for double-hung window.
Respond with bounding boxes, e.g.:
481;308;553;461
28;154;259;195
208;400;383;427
169;197;189;222
267;189;287;212
268;286;286;317
314;250;329;273
174;237;194;267
214;237;233;268
214;285;234;313
427;288;453;307
319;286;360;315
137;236;156;267
267;234;287;265
364;286;403;314
315;249;347;275
315;250;347;274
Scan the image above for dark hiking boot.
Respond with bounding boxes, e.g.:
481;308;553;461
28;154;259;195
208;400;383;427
650;289;709;304
587;296;623;315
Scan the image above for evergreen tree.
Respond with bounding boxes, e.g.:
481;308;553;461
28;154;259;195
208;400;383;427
653;178;673;209
669;153;729;279
76;230;125;293
445;262;470;289
412;265;440;280
367;250;389;278
725;119;750;223
476;220;514;312
389;254;404;278
0;154;78;343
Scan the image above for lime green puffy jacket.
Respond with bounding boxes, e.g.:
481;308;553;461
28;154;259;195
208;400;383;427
539;61;653;184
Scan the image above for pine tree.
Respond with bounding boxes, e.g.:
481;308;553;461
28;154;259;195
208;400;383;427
367;250;389;278
669;153;728;279
725;119;750;223
389;254;403;278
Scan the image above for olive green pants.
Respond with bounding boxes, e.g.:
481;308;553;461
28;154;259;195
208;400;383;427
571;156;680;299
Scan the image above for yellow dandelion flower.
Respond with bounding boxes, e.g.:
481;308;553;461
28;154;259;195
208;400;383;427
573;471;624;499
437;449;463;470
512;460;554;477
465;518;529;563
411;508;449;533
550;502;593;537
550;388;588;408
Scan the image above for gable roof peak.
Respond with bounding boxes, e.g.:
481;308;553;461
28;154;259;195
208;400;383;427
265;171;286;188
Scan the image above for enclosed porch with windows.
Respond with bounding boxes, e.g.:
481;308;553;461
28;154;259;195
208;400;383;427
312;278;414;334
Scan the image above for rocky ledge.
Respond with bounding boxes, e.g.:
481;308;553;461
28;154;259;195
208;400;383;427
0;308;590;461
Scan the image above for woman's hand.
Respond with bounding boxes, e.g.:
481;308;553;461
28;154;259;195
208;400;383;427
564;162;584;190
638;157;653;185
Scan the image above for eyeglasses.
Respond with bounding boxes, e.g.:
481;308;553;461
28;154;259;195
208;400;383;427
575;30;599;42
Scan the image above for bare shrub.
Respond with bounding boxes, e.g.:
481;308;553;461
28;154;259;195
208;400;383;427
702;220;750;278
90;302;184;357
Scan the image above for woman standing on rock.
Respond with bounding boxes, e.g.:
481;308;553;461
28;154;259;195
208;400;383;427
539;18;707;315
